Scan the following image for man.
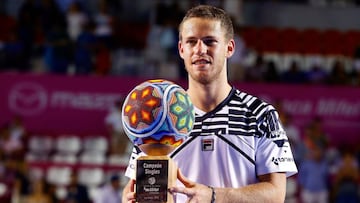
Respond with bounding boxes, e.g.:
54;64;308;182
123;5;297;203
105;99;129;155
65;172;91;203
95;174;122;203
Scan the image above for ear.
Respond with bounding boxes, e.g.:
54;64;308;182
226;39;235;58
178;40;185;59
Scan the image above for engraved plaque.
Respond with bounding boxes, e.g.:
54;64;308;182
135;155;177;203
136;159;168;202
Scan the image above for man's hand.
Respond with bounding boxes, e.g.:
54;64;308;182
122;179;136;203
168;169;214;203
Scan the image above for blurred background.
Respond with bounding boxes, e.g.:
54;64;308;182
0;0;360;202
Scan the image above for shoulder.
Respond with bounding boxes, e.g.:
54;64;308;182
231;88;274;116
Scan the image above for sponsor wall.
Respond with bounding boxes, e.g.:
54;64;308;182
1;73;359;144
1;73;152;135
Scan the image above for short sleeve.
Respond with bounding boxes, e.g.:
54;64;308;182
255;109;298;177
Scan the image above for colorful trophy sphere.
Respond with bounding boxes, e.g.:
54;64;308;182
122;79;195;155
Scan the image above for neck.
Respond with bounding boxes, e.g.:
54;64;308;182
187;78;231;112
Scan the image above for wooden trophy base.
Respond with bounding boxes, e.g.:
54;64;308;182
135;155;177;203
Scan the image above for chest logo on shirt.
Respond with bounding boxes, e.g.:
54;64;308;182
202;138;214;151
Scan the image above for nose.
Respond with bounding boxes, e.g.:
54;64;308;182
194;40;207;55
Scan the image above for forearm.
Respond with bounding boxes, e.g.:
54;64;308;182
215;173;286;203
215;181;285;203
170;171;287;203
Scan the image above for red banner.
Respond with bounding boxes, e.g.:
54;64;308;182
1;73;154;135
236;83;360;145
1;73;359;144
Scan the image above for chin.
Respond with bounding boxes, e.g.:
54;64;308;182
193;74;212;84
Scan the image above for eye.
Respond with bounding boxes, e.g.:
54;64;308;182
203;38;217;46
186;39;197;46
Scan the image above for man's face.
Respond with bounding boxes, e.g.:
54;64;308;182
178;18;234;84
111;180;120;189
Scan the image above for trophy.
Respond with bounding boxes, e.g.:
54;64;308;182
122;79;195;203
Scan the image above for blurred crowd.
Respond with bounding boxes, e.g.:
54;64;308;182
1;99;359;202
0;0;359;86
0;106;130;202
238;53;360;86
0;0;118;75
274;100;360;203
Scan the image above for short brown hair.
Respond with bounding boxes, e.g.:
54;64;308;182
179;5;234;41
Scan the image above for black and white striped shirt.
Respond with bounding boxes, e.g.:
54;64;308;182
125;87;297;201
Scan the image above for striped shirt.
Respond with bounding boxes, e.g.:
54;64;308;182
125;87;298;201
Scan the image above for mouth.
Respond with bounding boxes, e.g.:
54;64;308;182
192;59;211;65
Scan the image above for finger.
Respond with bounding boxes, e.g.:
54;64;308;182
125;191;136;202
169;186;195;196
122;179;136;203
177;168;195;188
129;179;136;192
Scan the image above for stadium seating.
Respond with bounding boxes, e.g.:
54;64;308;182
25;132;126;201
278;28;302;54
343;29;360;57
46;166;72;186
55;135;82;155
240;26;259;51
51;153;78;164
79;152;106;165
26;135;54;162
239;26;360;72
0;14;16;42
78;167;105;187
257;26;281;53
83;136;108;154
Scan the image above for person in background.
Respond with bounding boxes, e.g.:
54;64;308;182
0;32;26;71
274;100;304;165
351;51;360;86
0;123;24;160
105;99;130;156
16;0;40;71
327;60;351;86
303;117;329;152
123;5;297;203
94;174;121;203
280;60;307;84
24;178;52;203
43;21;73;74
263;60;280;83
228;22;247;82
74;21;98;75
93;0;114;49
66;1;89;42
245;54;266;83
298;145;330;203
332;146;359;203
306;62;328;84
350;62;360;86
65;171;91;203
